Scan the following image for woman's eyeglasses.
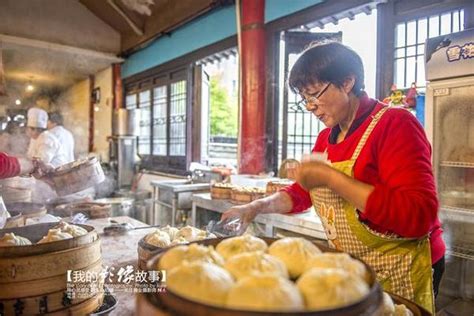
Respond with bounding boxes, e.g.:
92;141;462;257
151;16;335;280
297;83;331;109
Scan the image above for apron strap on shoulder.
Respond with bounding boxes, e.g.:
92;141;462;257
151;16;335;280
351;106;389;161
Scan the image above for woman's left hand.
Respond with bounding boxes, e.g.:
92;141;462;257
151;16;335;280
296;160;335;190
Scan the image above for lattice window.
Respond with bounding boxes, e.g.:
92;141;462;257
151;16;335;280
138;90;151;155
394;9;465;89
152;85;167;156
169;80;187;156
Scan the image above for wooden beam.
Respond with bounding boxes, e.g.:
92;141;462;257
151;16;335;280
0;34;124;63
107;0;144;36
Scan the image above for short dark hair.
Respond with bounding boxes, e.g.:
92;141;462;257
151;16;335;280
28;127;47;133
288;42;365;96
48;111;64;125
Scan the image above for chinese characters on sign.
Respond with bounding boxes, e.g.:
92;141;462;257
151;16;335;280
66;265;166;299
446;42;474;62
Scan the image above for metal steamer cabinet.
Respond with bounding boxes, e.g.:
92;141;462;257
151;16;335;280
425;28;474;311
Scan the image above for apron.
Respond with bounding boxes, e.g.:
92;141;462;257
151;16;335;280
310;107;435;314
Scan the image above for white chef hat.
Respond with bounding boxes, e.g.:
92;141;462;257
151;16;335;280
27;107;48;129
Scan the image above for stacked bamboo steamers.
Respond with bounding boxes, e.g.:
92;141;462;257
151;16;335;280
0;222;103;315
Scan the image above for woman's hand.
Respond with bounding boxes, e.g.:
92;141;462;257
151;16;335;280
221;202;260;225
296;160;336;190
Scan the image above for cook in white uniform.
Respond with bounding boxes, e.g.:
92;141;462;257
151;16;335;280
47;111;75;163
26;108;68;168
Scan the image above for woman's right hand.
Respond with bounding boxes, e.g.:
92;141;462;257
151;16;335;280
221;202;260;226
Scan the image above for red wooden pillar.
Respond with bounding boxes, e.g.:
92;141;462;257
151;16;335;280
239;0;266;174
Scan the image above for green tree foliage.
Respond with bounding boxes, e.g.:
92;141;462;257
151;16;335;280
209;78;238;137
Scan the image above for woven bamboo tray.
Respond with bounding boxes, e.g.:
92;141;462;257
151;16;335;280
141;237;386;316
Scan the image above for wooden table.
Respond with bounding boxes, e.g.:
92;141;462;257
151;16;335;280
85;216;155;316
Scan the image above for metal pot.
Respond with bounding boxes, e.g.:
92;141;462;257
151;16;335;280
114;190;151;223
112;108;139;136
94;197;134;217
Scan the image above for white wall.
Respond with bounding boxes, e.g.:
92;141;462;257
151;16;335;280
93;67;113;162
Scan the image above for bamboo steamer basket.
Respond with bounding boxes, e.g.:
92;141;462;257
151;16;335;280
140;237;386;316
49;157;105;196
137;235;175;271
5;202;47;225
210;185;234;200
0;222;104;314
52;202;112;219
1;186;32;203
139;238;432;316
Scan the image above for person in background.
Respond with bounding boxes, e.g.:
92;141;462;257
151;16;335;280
47;111;75;163
222;42;444;314
26;108;68;168
1;120;30;157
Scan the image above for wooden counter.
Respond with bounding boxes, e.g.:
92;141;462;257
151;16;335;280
85;216;155;316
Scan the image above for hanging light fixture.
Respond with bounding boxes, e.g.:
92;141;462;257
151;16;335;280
26;77;34;92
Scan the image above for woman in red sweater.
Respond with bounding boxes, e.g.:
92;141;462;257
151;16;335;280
223;42;444;313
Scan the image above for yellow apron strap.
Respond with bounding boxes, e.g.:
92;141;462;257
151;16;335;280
350;107;389;161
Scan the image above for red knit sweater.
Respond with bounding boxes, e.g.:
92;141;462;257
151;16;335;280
0;153;21;179
282;97;445;264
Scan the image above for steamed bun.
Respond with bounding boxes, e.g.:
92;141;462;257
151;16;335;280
37;229;73;244
297;268;369;310
145;230;171;247
304;253;368;281
175;226;203;242
55;222;88;237
167;261;234;306
226;274;304;311
224;251;288;280
159;243;224;271
382;292;395;315
170;236;188;245
0;233;32;246
268;237;321;278
160;225;179;241
216;234;268;260
394;304;414;316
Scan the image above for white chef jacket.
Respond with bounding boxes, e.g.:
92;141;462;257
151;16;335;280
27;131;69;167
49;125;75;163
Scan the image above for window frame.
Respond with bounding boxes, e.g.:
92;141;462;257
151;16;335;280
376;0;473;98
122;36;238;175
